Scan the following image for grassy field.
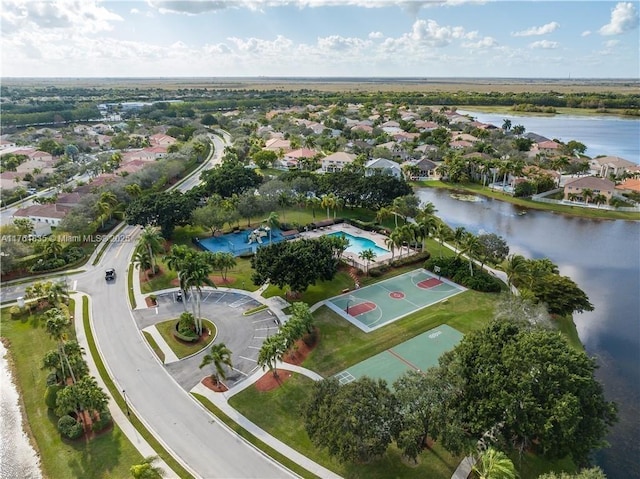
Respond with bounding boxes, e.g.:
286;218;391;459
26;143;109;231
0;303;142;479
155;319;216;359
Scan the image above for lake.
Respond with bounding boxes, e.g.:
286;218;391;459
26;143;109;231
416;187;640;478
457;110;640;163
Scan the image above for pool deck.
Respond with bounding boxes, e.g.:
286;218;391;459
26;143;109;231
300;222;402;270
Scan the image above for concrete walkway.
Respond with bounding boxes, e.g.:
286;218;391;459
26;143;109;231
191;361;340;479
141;324;180;364
72;293;178;478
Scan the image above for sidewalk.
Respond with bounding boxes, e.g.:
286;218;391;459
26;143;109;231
72;293;178;478
191;361;340;479
141;324;180;363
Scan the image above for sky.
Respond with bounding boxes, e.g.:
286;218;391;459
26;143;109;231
1;0;639;78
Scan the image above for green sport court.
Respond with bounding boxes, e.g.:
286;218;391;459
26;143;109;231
326;268;466;332
334;324;463;386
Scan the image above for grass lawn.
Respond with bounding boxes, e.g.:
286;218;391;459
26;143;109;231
0;304;141;479
142;331;166;362
229;373;461;479
155;319;216;359
304;290;496;377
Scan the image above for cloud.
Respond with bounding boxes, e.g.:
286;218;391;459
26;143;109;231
605;39;620;48
0;0;122;34
462;36;498;49
581;30;592;37
368;31;384;39
599;2;639;35
530;40;559;49
512;21;559;37
147;1;234;15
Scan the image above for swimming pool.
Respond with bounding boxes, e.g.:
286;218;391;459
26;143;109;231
196;227;287;256
327;231;389;256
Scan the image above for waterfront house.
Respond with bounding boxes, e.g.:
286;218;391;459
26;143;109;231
365;158;402;178
615;178;640;195
563;177;615;202
591;156;637;179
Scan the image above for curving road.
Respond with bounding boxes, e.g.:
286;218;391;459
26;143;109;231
5;130;295;478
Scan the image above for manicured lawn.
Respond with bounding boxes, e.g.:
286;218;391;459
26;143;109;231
304;289;496;377
142;331;166;362
229;373;461;479
0;304;141;479
155;319;216;359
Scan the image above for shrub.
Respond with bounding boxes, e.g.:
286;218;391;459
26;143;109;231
176;312;198;339
425;256;503;292
44;384;63;410
58;415;83;439
91;410;112;433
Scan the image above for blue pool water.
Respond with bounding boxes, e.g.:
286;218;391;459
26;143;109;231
196;228;287;256
327;231;389;256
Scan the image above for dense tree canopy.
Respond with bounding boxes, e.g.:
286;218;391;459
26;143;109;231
303;377;400;463
432;319;617;465
200;161;263;198
125;191;196;239
251;237;338;293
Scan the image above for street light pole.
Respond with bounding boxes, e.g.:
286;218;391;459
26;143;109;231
122;389;130;417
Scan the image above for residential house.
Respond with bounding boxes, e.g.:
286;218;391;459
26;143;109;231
414;120;439;131
403;158;439;180
320;152;356;173
13;203;73;226
0;139;17;150
535;140;562;155
0;171;27;190
449;140;474;150
592;156;638;179
615;178;640;195
563;177;615;202
364;158;402;178
280;148;319;169
453;133;480;143
264;138;292;153
149;133;177;147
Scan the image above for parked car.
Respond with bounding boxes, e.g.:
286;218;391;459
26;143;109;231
105;268;116;281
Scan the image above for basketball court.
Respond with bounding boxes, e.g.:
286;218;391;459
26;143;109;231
326;268;466;332
333;324;463;387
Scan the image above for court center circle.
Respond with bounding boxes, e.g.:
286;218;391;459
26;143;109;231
389;291;405;299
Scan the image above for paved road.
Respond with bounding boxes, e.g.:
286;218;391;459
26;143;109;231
4;131;296;478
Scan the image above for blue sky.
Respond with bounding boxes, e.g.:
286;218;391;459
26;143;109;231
1;1;639;78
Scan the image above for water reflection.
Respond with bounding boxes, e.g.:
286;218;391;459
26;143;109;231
416;187;640;479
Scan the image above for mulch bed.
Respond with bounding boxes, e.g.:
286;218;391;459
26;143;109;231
201;376;229;393
254;332;318;392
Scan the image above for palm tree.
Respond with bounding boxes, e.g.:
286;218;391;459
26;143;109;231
43;236;63;259
376;206;393;227
45;308;76;384
264;212;280;243
182;255;216;336
132;249;153;280
47;280;69;306
306;195;321;219
384;236;397;261
415;215;437;252
581;188;594;204
124;183;142;199
137;225;164;275
592;193;607;207
460;233;481;276
502;254;530;291
321;193;337;220
193;141;207;163
257;335;286;378
165;244;194;311
472;447;517;479
199;342;233;385
358;248;377;275
216;252;236;282
453;226;467;256
502;119;512;132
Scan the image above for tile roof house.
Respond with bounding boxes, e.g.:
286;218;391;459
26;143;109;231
364;158;402;178
414;120;439;131
615;178;640;194
563;177;615;202
592;156;637;179
13;203;72;226
264;138;292;153
149;133;177;147
320;152;356;173
403;158;439;180
453;133;480;143
449;140;474;149
0;171;28;190
536;140;562;154
281;148;319;169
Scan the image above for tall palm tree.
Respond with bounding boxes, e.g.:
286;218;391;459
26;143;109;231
124;183;142;199
306;195;321;219
460;233;481;276
384;236;397;261
581;188;594;203
321;193;337;220
181;253;216;336
137;225;164;275
415;215;437;252
472;447;517;479
389;229;405;259
193;141;207;163
257;335;286;378
43;236;63;259
199;342;233;385
132;249;153;280
45;308;76;383
165;244;194;311
502;254;530;291
358;248;377;275
453;226;467;255
376;206;393;227
264;211;280;243
47;280;69;306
